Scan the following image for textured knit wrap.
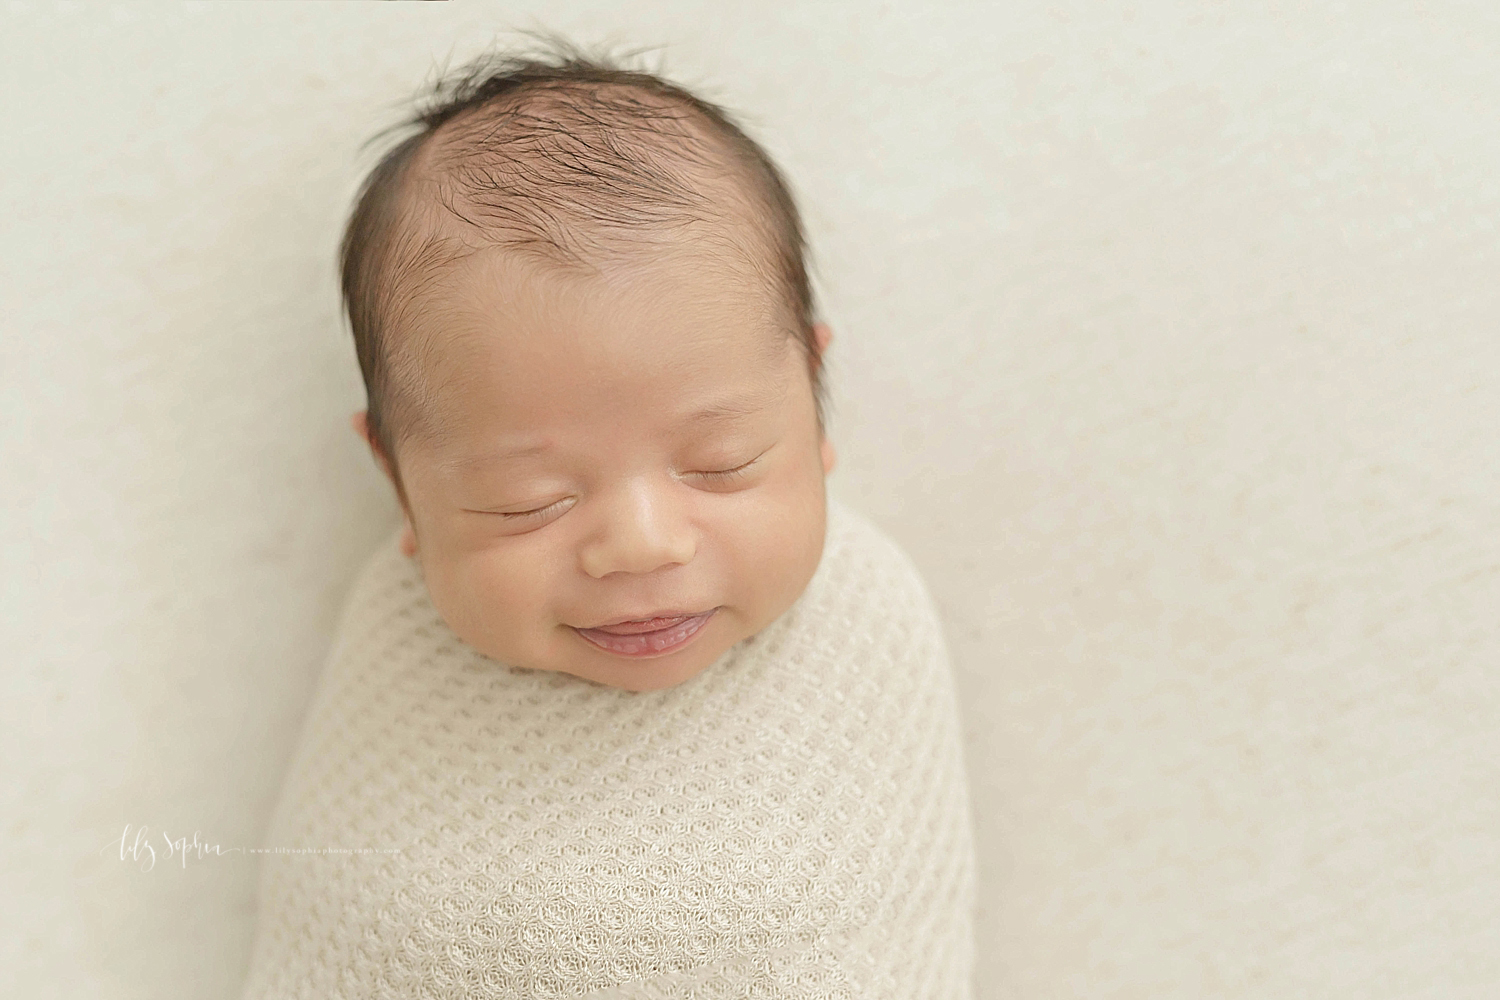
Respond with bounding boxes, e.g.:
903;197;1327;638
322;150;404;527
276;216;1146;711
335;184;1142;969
240;496;976;999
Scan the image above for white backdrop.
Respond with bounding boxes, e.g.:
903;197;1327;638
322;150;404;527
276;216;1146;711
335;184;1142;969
3;2;1498;997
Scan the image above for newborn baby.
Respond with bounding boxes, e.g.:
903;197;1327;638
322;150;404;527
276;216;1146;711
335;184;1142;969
242;46;975;998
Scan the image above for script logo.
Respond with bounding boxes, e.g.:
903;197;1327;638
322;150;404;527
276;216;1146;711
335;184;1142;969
105;824;243;872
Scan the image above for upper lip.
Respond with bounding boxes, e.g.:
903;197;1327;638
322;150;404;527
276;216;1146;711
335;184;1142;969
580;609;713;630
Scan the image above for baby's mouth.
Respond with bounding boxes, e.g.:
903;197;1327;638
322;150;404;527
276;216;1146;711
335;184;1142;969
572;609;718;657
580;606;720;634
586;614;696;635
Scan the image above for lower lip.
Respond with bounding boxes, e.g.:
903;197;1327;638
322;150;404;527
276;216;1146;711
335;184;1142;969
573;609;717;657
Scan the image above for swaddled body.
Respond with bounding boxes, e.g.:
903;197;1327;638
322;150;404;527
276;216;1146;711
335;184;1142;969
241;496;974;998
243;43;975;997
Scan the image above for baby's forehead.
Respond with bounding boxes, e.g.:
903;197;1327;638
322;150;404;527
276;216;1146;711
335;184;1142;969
403;255;795;454
409;242;789;367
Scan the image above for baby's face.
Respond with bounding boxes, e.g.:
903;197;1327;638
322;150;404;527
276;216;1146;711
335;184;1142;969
361;247;834;692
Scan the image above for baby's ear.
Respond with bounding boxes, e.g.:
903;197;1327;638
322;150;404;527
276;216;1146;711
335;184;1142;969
351;409;388;466
812;323;833;366
352;411;419;558
351;410;375;449
351;410;398;483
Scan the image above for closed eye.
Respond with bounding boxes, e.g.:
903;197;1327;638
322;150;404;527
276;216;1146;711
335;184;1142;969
472;454;766;520
695;456;761;483
493;498;571;521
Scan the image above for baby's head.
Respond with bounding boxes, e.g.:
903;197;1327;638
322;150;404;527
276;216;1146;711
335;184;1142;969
343;45;835;692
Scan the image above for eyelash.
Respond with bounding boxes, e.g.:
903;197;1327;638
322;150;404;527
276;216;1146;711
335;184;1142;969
696;457;761;483
500;498;570;522
496;459;760;520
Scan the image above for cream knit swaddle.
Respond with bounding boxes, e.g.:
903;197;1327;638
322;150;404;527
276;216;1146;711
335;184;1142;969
240;496;975;998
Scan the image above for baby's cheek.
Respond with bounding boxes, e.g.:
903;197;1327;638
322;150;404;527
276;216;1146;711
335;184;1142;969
429;554;542;656
730;495;816;590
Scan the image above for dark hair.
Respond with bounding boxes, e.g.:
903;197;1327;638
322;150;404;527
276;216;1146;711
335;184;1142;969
340;38;828;509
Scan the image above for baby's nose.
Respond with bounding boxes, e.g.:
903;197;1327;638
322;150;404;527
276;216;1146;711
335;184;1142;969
578;480;695;578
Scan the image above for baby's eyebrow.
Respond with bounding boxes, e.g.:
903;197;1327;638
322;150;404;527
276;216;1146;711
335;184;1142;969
439;391;778;475
683;394;772;423
439;439;547;475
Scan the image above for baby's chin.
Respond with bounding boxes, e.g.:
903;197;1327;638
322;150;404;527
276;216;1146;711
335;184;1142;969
559;661;711;693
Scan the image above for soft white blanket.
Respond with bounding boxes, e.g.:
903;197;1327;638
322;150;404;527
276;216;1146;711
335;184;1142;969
240;496;975;998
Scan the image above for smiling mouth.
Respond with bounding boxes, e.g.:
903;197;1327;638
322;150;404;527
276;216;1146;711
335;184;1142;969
572;609;717;657
586;613;700;635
